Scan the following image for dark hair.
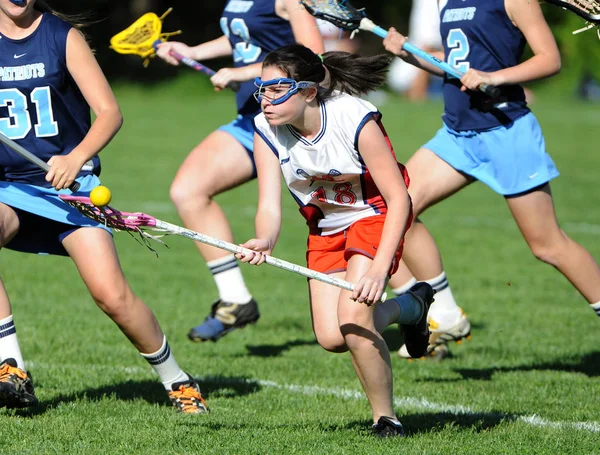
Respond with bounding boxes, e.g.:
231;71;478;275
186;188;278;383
34;1;93;31
262;44;392;99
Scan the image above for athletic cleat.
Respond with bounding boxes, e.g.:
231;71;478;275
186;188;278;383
400;282;434;359
0;358;37;408
372;416;405;438
168;376;209;414
405;343;449;362
188;299;260;342
399;309;471;360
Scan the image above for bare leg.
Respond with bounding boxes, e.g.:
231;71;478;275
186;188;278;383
0;202;19;319
62;227;163;353
170;130;254;263
389;147;473;288
506;184;600;303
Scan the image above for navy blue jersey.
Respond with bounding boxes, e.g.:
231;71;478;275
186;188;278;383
440;0;529;131
0;13;97;187
220;0;295;116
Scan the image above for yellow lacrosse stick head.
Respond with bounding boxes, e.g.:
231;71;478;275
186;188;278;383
109;8;182;67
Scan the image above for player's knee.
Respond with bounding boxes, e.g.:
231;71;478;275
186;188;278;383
92;285;134;320
169;177;209;211
0;208;19;246
528;232;569;266
315;333;347;353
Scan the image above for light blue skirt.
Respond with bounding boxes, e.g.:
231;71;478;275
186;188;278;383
424;112;560;196
0;174;110;255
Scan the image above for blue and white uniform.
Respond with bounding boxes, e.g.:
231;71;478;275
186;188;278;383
218;0;295;158
424;0;558;195
0;13;107;256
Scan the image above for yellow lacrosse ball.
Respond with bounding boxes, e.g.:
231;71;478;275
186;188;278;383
90;185;112;207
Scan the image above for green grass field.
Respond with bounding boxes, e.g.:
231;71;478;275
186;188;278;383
1;77;599;454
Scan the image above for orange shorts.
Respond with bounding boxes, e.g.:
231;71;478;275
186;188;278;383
306;215;410;277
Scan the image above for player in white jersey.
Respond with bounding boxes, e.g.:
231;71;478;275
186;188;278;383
239;44;435;438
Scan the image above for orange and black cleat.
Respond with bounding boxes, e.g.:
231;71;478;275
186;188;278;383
168;376;209;414
0;358;37;408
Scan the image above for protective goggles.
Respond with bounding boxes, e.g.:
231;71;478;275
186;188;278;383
253;77;317;105
9;0;27;5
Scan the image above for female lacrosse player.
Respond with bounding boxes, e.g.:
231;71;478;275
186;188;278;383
237;44;434;437
155;0;323;343
0;0;207;414
382;0;600;360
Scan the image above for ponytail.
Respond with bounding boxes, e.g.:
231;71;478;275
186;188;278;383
262;44;391;100
321;52;391;98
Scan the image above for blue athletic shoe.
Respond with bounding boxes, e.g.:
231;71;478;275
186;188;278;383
188;299;260;342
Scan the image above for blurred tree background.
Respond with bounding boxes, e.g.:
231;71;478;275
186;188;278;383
52;0;599;91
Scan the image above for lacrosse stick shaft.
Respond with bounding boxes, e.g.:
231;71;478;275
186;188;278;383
363;19;501;98
0;132;80;192
160;45;241;92
151;218;387;302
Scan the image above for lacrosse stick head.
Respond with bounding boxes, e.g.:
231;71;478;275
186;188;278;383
59;195;166;254
300;0;366;31
109;8;182;67
545;0;600;36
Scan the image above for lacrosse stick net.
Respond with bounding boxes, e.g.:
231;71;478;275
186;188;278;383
110;8;182;67
546;0;600;37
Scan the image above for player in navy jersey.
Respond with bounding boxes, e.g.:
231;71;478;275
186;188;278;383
0;0;207;414
239;44;435;438
155;0;323;343
383;0;600;360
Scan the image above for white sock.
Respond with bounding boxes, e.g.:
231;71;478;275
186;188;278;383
208;255;252;304
0;315;26;370
425;272;462;331
140;336;189;390
391;277;417;296
591;301;600;317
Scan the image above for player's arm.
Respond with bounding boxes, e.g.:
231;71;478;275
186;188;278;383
156;35;233;66
382;27;445;77
353;118;412;303
237;132;282;265
46;28;122;190
280;0;325;54
460;0;560;90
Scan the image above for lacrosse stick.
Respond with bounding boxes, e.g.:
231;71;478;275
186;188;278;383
300;0;501;97
0;132;80;192
545;0;600;36
110;8;240;91
58;195;388;303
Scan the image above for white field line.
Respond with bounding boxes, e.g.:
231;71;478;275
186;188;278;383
27;361;600;433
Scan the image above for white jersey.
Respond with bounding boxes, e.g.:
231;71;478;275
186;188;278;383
253;92;408;236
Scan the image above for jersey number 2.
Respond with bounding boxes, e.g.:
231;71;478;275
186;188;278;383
446;28;470;75
0;87;58;139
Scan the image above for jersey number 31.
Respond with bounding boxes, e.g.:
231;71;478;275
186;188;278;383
0;87;58;139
